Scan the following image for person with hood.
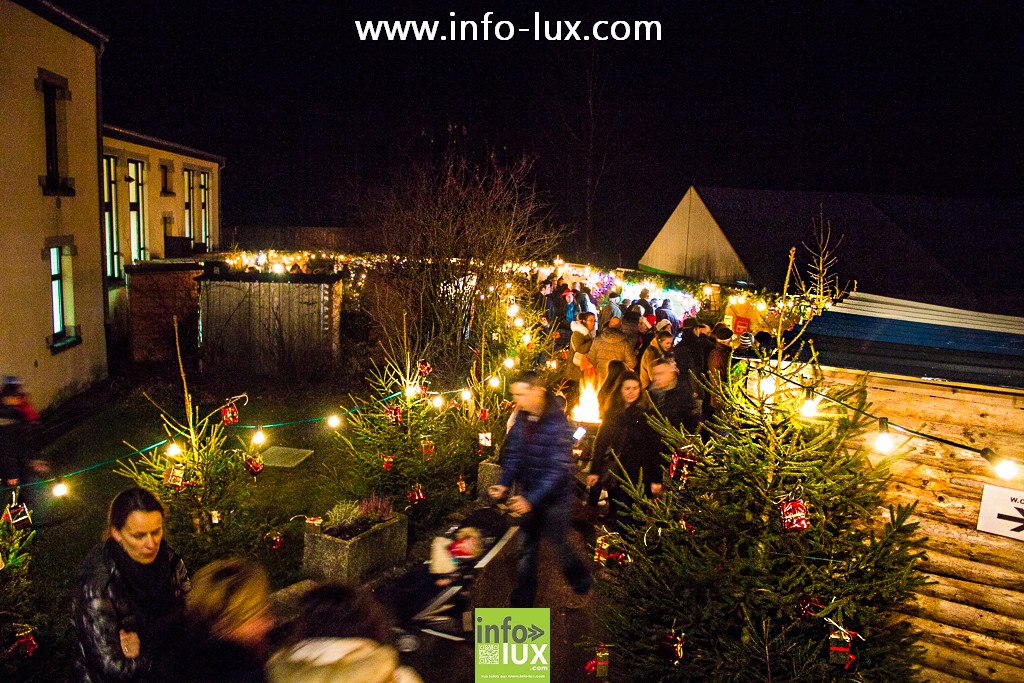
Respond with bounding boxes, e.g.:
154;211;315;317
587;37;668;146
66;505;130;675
655;298;680;336
0;376;40;486
554;288;579;349
564;312;597;410
639;330;675;389
72;487;190;683
488;372;592;608
266;582;422;683
597;290;622;331
588;316;637;387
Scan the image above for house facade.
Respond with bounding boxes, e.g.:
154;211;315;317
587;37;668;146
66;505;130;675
0;0;109;409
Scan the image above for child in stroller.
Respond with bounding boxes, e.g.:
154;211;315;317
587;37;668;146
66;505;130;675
376;505;515;653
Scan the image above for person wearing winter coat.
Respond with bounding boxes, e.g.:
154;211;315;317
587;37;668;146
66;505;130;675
648;358;702;433
588;318;637;387
597;290;622;331
564;312;597;410
72;487;190;683
266;582;422;683
705;324;735;419
655;299;680;336
0;376;40;486
488;372;592;608
587;372;665;523
639;331;675;389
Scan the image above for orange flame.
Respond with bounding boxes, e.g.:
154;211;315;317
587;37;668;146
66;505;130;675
572;376;602;424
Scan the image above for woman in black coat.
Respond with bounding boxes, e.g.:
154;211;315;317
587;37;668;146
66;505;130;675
588;372;666;524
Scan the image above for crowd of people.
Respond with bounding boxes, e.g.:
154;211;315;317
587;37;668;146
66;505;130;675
71;487;423;683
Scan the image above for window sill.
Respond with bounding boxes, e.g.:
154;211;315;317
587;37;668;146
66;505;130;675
47;334;82;354
160;191;176;197
39;176;76;196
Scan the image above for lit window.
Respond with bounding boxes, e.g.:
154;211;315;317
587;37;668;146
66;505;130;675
46;241;80;351
183;169;195;240
199;171;210;246
102;155;121;279
36;68;74;196
127;160;147;261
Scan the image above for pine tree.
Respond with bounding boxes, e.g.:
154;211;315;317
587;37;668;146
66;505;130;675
602;236;927;681
0;513;35;675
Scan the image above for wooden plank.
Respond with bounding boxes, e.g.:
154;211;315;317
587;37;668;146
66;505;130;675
918;550;1024;593
916;573;1024;621
917;665;968;683
912;518;1024;575
902;594;1024;645
904;614;1024;670
915;640;1024;683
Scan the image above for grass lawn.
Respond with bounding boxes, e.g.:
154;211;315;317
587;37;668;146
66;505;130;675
12;373;366;681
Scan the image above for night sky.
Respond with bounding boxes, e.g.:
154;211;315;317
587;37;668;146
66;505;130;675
54;1;1022;274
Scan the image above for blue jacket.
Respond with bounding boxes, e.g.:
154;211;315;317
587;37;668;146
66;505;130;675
498;397;574;509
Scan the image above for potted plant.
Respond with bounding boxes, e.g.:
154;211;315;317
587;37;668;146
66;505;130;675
302;494;408;584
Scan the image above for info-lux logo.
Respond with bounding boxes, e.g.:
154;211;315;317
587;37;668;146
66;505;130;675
475;608;550;681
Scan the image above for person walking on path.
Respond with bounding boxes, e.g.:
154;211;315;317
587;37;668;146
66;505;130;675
489;372;592;608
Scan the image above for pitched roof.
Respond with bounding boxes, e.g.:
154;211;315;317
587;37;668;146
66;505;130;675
690;185;980;310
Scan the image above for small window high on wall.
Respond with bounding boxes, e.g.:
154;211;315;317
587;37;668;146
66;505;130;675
46;241;80;352
36;68;74;196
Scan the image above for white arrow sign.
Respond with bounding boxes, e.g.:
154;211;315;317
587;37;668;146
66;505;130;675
977;484;1024;542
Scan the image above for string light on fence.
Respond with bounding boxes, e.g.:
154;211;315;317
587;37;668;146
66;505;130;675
252;427;266;446
326;414;341;429
874;418;894;454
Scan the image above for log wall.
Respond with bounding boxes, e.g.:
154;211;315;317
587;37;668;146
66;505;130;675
822;368;1024;682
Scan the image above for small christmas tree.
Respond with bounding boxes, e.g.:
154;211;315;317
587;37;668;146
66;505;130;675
602;232;927;680
0;509;36;674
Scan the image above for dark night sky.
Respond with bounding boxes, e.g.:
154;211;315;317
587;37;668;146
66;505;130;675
54;1;1023;273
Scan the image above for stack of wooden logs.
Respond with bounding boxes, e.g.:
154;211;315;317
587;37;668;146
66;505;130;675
823;368;1024;682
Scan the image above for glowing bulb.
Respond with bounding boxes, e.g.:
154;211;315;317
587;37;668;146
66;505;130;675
252;429;266;446
488;376;501;388
513;317;524;328
756;301;767;312
431;395;445;409
799;389;820;418
326;414;341;429
52;481;68;497
874;418;894;454
461;388;473;401
405;384;421;398
995;459;1018;480
271;262;285;274
166;442;182;457
758;376;776;397
506;282;512;288
507;303;520;317
703;285;714;296
738;295;747;304
522;332;532;344
503;357;515;369
488;286;495;292
728;295;738;305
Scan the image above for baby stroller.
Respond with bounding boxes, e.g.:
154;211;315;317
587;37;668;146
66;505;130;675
377;505;516;653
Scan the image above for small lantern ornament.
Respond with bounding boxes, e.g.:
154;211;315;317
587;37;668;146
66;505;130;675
163;462;185;488
385;405;403;424
828;629;856;669
477;408;489;421
457;474;468;495
380;454;394;471
263;530;284;550
584;644;610;679
417;359;433;376
3;492;32;530
221;404;239;425
778;496;809;531
6;624;38;658
244;456;265;475
210;510;221;525
407;483;426;504
420;438;435;456
668;448;697;482
658;629;686;666
594;531;631;567
305;516;323;534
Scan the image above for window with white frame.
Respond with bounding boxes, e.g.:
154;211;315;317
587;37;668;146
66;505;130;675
102;155;121;279
199;171;210;246
127;159;147;261
183;169;195;240
46;239;80;351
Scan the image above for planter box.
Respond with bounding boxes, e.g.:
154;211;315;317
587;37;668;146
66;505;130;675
477;461;504;502
303;514;408;584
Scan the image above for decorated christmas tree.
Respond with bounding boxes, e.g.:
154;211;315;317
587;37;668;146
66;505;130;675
0;501;36;673
601;235;927;680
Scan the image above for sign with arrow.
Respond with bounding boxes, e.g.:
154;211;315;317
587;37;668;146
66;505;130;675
977;484;1024;542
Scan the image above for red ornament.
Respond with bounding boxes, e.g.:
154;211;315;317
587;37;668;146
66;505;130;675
799;596;826;618
380;454;394;470
499;400;515;412
679;514;695;535
2;502;32;530
658;630;686;665
584;644;609;678
668;448;697;481
244;456;264;475
385;405;403;424
6;626;37;657
420;438;435;456
163;462;185;487
417;359;433;376
263;531;284;550
540;316;550;328
407;483;426;503
457;474;468;494
594;532;631;567
477;408;489;421
779;498;809;531
829;629;859;669
560;350;568;360
221;404;239;425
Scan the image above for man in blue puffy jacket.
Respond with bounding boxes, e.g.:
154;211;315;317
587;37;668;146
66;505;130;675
489;372;592;608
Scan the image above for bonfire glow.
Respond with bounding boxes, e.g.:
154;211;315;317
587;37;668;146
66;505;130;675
572;377;602;424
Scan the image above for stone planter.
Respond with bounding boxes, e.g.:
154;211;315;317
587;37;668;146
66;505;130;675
477;460;504;502
303;514;408;584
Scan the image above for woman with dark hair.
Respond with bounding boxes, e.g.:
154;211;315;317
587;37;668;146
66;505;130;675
597;359;628;419
588;372;666;524
71;487;190;682
266;582;422;683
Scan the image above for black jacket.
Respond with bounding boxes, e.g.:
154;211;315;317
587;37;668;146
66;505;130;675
71;539;189;683
592;403;665;492
650;380;701;433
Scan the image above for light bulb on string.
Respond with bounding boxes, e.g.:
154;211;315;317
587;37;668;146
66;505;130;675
326;414;341;429
758;376;776;399
166;442;182;457
507;303;520;317
799;387;820;418
252;427;266;446
995;459;1018;480
52;480;69;497
431;394;444;409
404;383;421;399
488;376;501;389
460;388;473;402
513;317;524;328
522;332;532;344
503;357;515;369
874;418;894;454
756;301;767;312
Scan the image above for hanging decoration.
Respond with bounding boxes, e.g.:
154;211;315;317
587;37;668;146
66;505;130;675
594;531;631;567
499;400;516;412
478;432;492;448
385;406;403;424
244;456;265;475
163;462;185;488
477;408;490;421
263;530;284;550
221;404;239;425
778;495;809;531
826;620;863;669
419;438;435;456
380;454;394;470
799;596;826;618
457;474;468;495
407;483;426;504
679;514;695;535
305;516;323;533
584;644;610;678
658;628;686;666
210;510;221;525
417;359;433;376
6;624;38;657
668;448;697;482
2;492;32;530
